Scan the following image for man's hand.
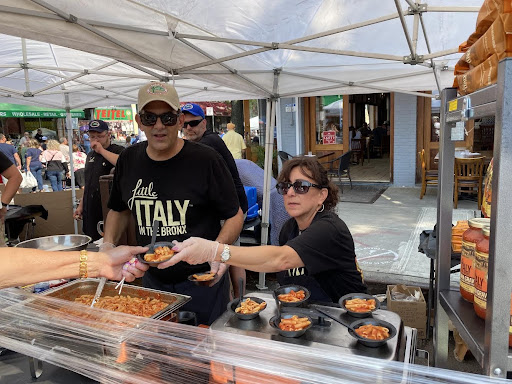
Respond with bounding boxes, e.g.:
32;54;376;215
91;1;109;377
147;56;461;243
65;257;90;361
157;237;220;269
73;205;83;220
91;140;103;154
207;261;229;287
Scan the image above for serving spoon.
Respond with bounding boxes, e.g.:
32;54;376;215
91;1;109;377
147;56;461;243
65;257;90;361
148;220;159;254
237;277;244;308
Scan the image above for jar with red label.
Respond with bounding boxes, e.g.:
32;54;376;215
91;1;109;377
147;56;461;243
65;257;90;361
473;226;489;319
460;218;490;302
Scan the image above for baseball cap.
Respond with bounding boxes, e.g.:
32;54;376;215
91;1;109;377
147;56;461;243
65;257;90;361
138;82;180;112
181;103;205;119
88;120;109;132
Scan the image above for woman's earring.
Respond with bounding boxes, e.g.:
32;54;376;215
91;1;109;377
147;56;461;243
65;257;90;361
318;204;325;213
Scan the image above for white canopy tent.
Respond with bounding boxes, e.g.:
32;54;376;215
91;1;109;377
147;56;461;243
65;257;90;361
0;0;480;286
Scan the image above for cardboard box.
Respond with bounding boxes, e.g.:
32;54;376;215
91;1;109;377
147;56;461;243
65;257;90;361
14;190;84;239
386;284;427;339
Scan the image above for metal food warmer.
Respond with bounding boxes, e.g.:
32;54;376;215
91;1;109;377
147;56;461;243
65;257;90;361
211;292;417;363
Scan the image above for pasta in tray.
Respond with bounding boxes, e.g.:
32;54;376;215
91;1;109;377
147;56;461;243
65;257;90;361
74;294;169;317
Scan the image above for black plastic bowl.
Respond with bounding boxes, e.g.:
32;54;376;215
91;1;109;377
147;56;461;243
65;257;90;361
187;272;217;286
339;293;381;318
137;242;175;267
274;285;310;307
348;318;397;348
228;297;267;320
272;313;313;338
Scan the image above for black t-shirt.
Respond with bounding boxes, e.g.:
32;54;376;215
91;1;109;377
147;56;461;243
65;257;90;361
108;140;240;284
278;210;367;303
0;152;13;173
199;130;248;213
82;143;125;240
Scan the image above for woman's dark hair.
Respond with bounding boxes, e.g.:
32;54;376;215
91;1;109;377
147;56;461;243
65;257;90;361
277;156;339;211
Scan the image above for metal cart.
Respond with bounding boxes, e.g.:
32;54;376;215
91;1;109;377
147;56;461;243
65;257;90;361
434;58;512;378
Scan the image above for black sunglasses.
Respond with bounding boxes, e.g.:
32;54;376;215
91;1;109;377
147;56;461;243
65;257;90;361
183;118;204;128
139;111;180;126
276;180;324;195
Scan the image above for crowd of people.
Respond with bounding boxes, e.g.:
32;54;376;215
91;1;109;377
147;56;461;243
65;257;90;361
1;82;366;329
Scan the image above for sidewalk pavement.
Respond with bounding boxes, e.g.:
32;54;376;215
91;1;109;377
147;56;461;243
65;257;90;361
338;184;478;289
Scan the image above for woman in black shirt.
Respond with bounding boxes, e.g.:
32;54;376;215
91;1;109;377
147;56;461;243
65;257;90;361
162;156;367;303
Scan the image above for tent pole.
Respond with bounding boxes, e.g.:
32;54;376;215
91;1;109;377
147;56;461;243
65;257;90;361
21;38;31;95
258;98;275;290
64;93;78;235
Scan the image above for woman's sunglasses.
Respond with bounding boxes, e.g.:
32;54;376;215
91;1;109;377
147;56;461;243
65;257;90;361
276;180;324;195
183;118;204;128
139;111;180;126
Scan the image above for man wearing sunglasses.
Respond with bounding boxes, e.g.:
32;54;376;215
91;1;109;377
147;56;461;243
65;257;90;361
103;82;244;325
181;102;248;298
73;120;124;241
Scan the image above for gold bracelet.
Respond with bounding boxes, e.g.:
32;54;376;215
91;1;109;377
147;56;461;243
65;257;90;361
79;250;88;279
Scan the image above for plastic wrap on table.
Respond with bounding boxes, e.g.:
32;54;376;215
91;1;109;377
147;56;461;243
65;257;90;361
0;289;510;384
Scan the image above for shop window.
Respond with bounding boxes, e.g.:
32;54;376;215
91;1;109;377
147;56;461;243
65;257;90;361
315;95;343;145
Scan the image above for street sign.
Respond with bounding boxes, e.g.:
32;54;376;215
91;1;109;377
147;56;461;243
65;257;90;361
206;107;214;116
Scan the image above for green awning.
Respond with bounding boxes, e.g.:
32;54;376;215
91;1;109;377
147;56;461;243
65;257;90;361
0;103;85;118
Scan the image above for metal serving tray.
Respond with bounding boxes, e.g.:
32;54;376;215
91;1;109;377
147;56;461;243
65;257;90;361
42;278;191;320
211;292;404;361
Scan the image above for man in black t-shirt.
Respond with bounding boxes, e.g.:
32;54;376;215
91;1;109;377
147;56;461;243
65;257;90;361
104;82;243;325
181;103;248;297
73;120;124;241
0;152;22;246
34;129;44;143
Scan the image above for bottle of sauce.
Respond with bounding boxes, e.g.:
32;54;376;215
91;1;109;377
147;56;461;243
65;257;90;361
460;218;490;302
473;226;489;319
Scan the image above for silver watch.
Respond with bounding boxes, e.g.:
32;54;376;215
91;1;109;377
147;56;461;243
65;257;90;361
220;244;231;263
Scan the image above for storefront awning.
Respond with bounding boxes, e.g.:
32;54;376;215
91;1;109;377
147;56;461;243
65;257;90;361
0;103;85;118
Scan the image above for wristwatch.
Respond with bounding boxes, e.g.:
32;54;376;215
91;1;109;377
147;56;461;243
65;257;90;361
220;244;231;263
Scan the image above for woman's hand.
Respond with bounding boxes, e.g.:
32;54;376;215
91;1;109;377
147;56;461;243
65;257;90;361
157;237;219;269
100;246;149;282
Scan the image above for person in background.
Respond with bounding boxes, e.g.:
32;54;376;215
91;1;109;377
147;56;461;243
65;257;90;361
40;136;48;151
59;137;71;189
0;133;22;172
71;144;87;189
234;158;290;246
0;152;23;247
41;139;68;192
181;102;248;298
0;245;149;289
125;136;132;147
25;139;44;192
161;157;367;304
34;129;44;143
82;131;91;154
222;122;246;159
251;135;260;145
59;137;70;162
18;132;31;148
73;120;124;241
102;82;243;325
